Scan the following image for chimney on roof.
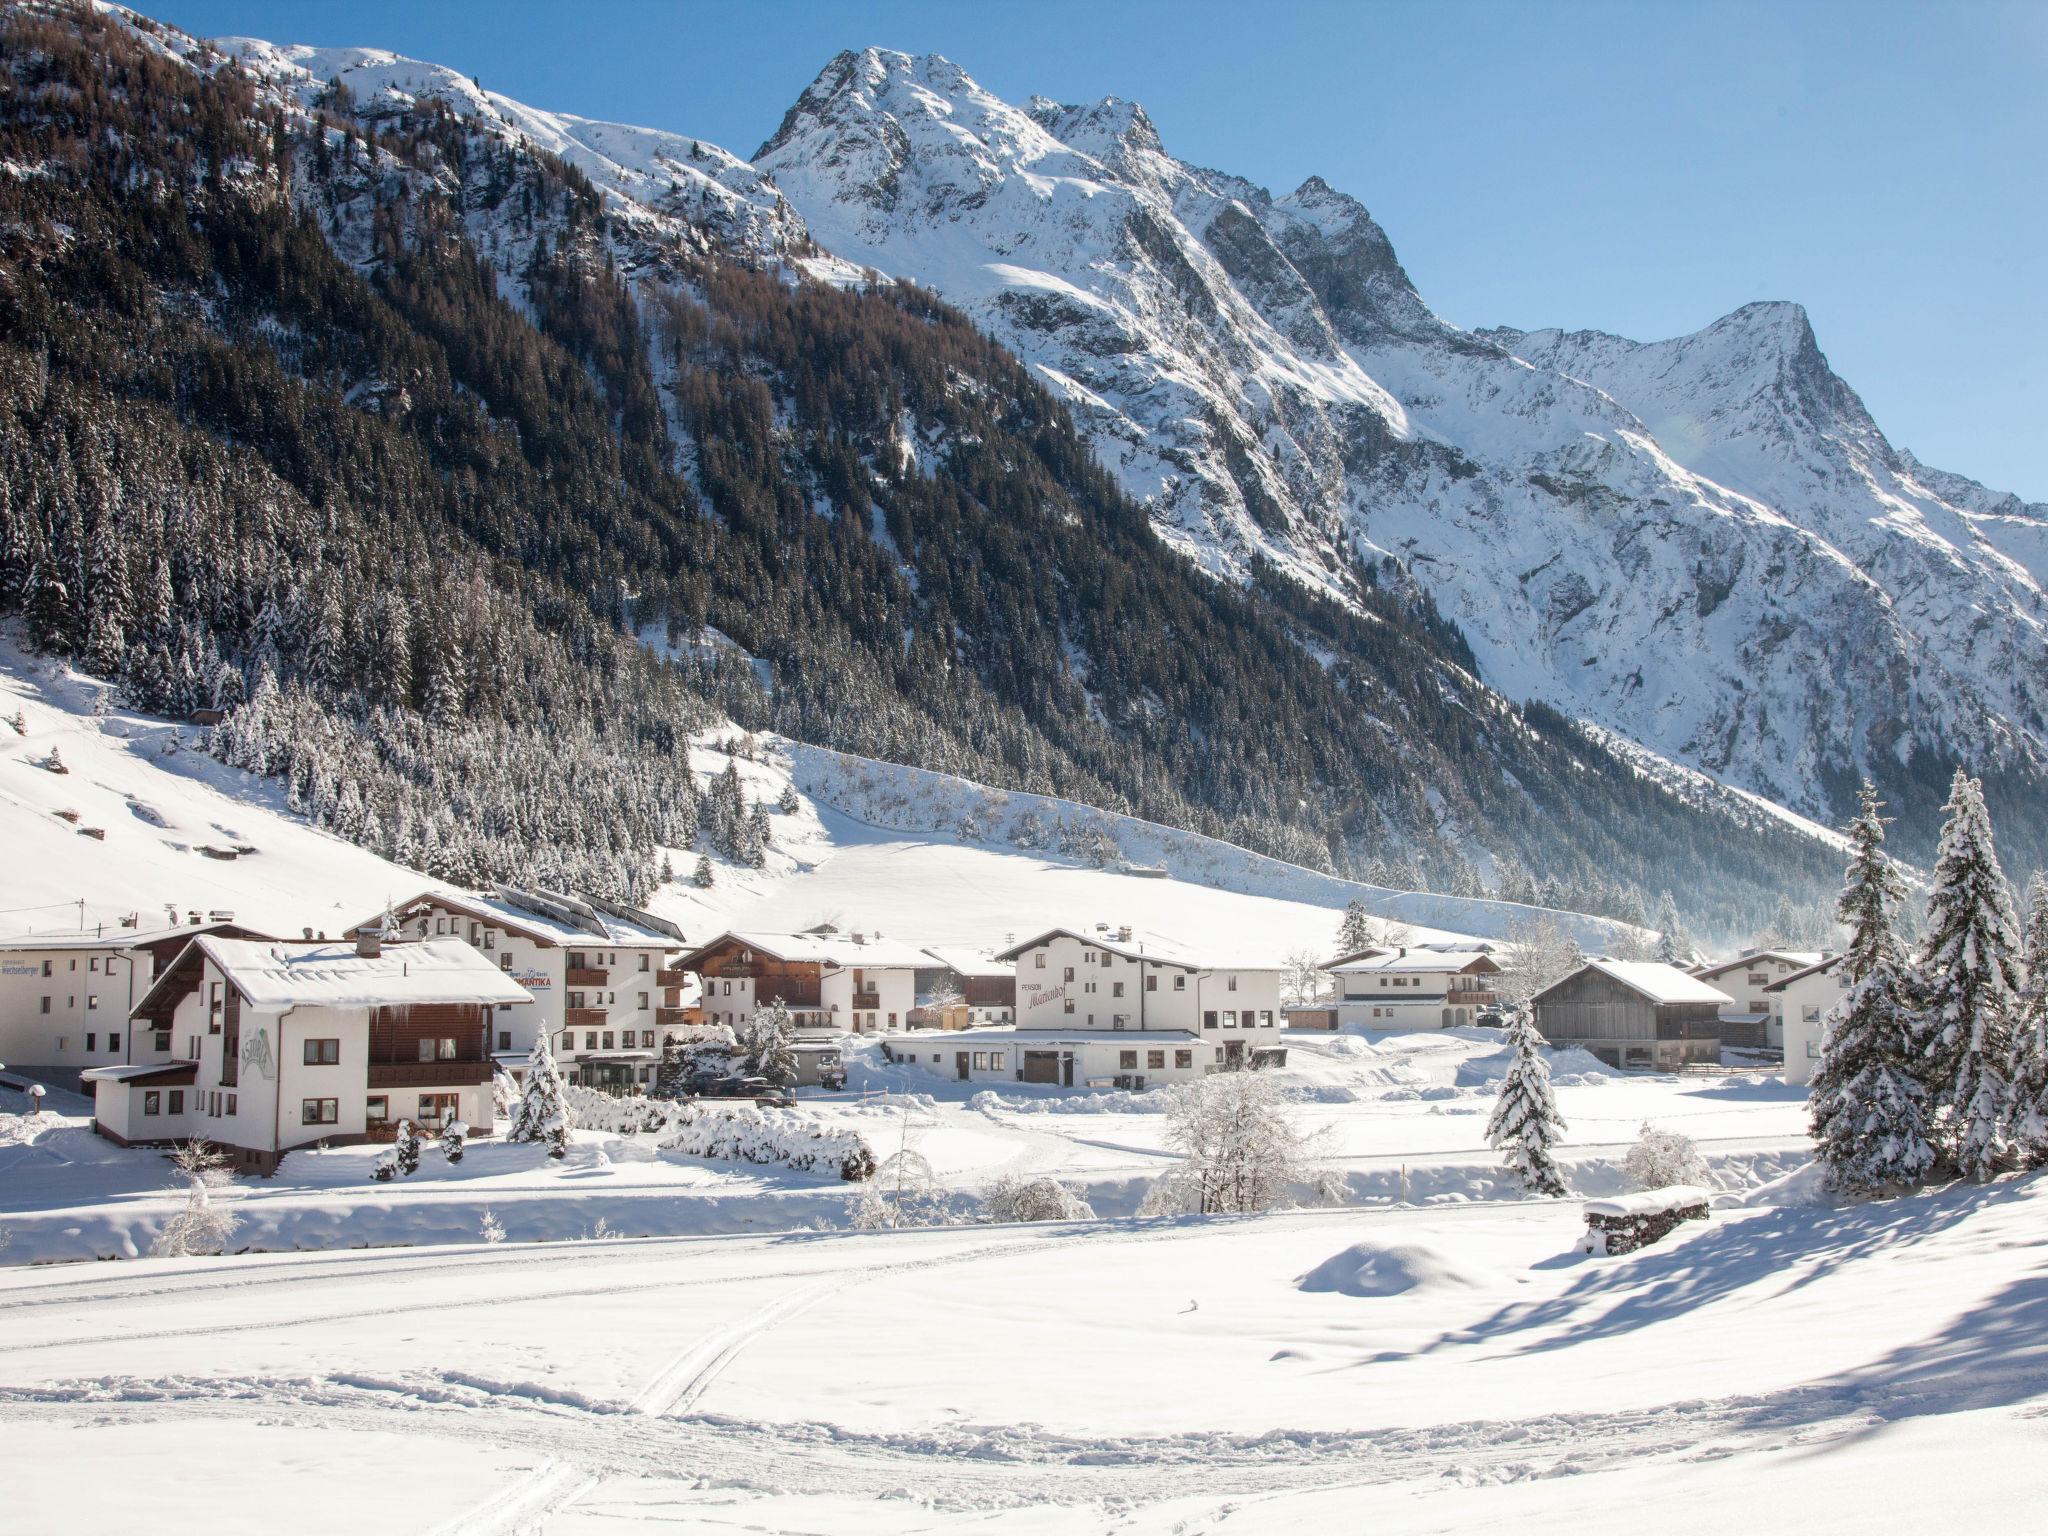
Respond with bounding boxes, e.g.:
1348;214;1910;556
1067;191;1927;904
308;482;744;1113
1118;926;1132;943
354;923;382;960
303;927;314;940
1399;946;1407;957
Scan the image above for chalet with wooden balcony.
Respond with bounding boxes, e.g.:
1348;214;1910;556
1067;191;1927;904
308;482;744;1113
90;928;530;1174
680;928;927;1035
373;884;685;1093
1330;948;1504;1030
1689;948;1826;1050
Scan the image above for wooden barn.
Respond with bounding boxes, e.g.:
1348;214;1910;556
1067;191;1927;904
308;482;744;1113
1530;959;1731;1071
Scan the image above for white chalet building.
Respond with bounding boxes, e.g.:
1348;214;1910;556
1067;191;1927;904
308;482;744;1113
90;929;530;1174
1330;948;1504;1030
0;920;268;1089
881;927;1282;1089
1765;954;1849;1086
1691;949;1825;1050
380;886;686;1092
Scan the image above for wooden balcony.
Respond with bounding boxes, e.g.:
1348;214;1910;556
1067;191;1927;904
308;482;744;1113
566;967;609;988
564;1007;608;1028
851;991;881;1010
655;968;687;988
656;1005;696;1027
369;1060;491;1087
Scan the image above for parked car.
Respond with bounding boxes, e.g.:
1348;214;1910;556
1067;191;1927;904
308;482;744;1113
692;1074;794;1107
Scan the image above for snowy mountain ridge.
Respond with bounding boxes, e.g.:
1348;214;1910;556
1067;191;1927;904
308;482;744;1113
751;48;2048;843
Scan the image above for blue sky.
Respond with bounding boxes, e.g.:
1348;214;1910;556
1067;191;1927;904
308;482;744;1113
153;0;2047;500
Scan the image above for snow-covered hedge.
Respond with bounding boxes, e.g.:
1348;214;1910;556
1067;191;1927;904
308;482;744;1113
560;1084;875;1180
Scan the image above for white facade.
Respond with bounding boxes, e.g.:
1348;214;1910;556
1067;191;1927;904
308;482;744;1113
998;927;1283;1067
0;923;254;1086
881;1026;1225;1088
1329;949;1503;1030
1693;950;1825;1047
1770;957;1851;1086
385;890;682;1090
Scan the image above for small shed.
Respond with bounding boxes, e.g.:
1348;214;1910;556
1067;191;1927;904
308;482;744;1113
1531;959;1729;1071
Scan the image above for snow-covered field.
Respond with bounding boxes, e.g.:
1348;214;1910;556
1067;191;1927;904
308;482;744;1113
5;1144;2046;1532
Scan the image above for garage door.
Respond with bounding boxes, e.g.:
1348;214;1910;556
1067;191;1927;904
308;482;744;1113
1021;1052;1060;1084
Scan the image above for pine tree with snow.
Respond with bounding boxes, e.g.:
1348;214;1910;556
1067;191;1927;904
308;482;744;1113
693;853;715;889
653;1034;687;1099
1654;890;1691;967
440;1120;468;1164
2004;873;2048;1164
777;783;800;815
743;1000;797;1085
1809;783;1935;1196
1918;770;2021;1180
1335;899;1374;957
1486;1005;1569;1197
508;1033;574;1158
393;1119;423;1176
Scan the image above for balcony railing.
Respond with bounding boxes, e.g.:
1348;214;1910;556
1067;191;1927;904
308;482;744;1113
369;1060;491;1087
655;1006;695;1026
566;967;609;988
851;991;881;1010
564;1007;608;1028
655;968;686;988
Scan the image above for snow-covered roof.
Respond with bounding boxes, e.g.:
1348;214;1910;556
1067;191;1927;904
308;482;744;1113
388;887;681;948
80;1060;198;1084
919;947;1012;978
992;927;1277;972
0;921;251;953
1551;959;1733;1007
142;937;533;1013
1692;950;1824;981
1583;1186;1713;1218
883;1026;1202;1046
1330;949;1499;976
682;930;931;970
1764;954;1845;992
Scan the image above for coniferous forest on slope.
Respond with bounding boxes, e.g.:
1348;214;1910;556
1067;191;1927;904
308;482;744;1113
0;4;1841;935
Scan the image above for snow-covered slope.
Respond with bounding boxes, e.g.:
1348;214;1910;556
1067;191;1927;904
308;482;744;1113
0;635;1632;958
753;49;2048;830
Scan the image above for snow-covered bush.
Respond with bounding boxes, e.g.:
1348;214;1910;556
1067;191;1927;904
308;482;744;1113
1624;1123;1708;1191
441;1120;468;1165
559;1082;876;1179
479;1207;506;1244
370;1148;397;1182
150;1140;238;1257
979;1174;1095;1224
1138;1070;1327;1216
854;1148;952;1228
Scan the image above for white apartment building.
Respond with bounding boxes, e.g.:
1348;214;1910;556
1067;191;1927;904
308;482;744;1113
681;928;927;1035
90;929;530;1174
1766;955;1849;1086
882;1025;1221;1089
1692;949;1825;1049
1330;948;1504;1030
380;886;685;1092
989;925;1284;1072
0;920;266;1089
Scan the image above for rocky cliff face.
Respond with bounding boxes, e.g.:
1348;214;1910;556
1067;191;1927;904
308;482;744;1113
753;49;2048;849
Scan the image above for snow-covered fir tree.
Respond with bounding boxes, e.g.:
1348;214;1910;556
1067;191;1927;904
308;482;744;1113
508;1034;574;1157
1809;783;1935;1196
1653;890;1691;966
440;1120;468;1164
1918;770;2022;1180
744;1000;797;1086
653;1034;688;1099
393;1119;423;1176
1486;1005;1569;1196
1334;899;1374;957
693;853;715;890
2005;873;2048;1163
